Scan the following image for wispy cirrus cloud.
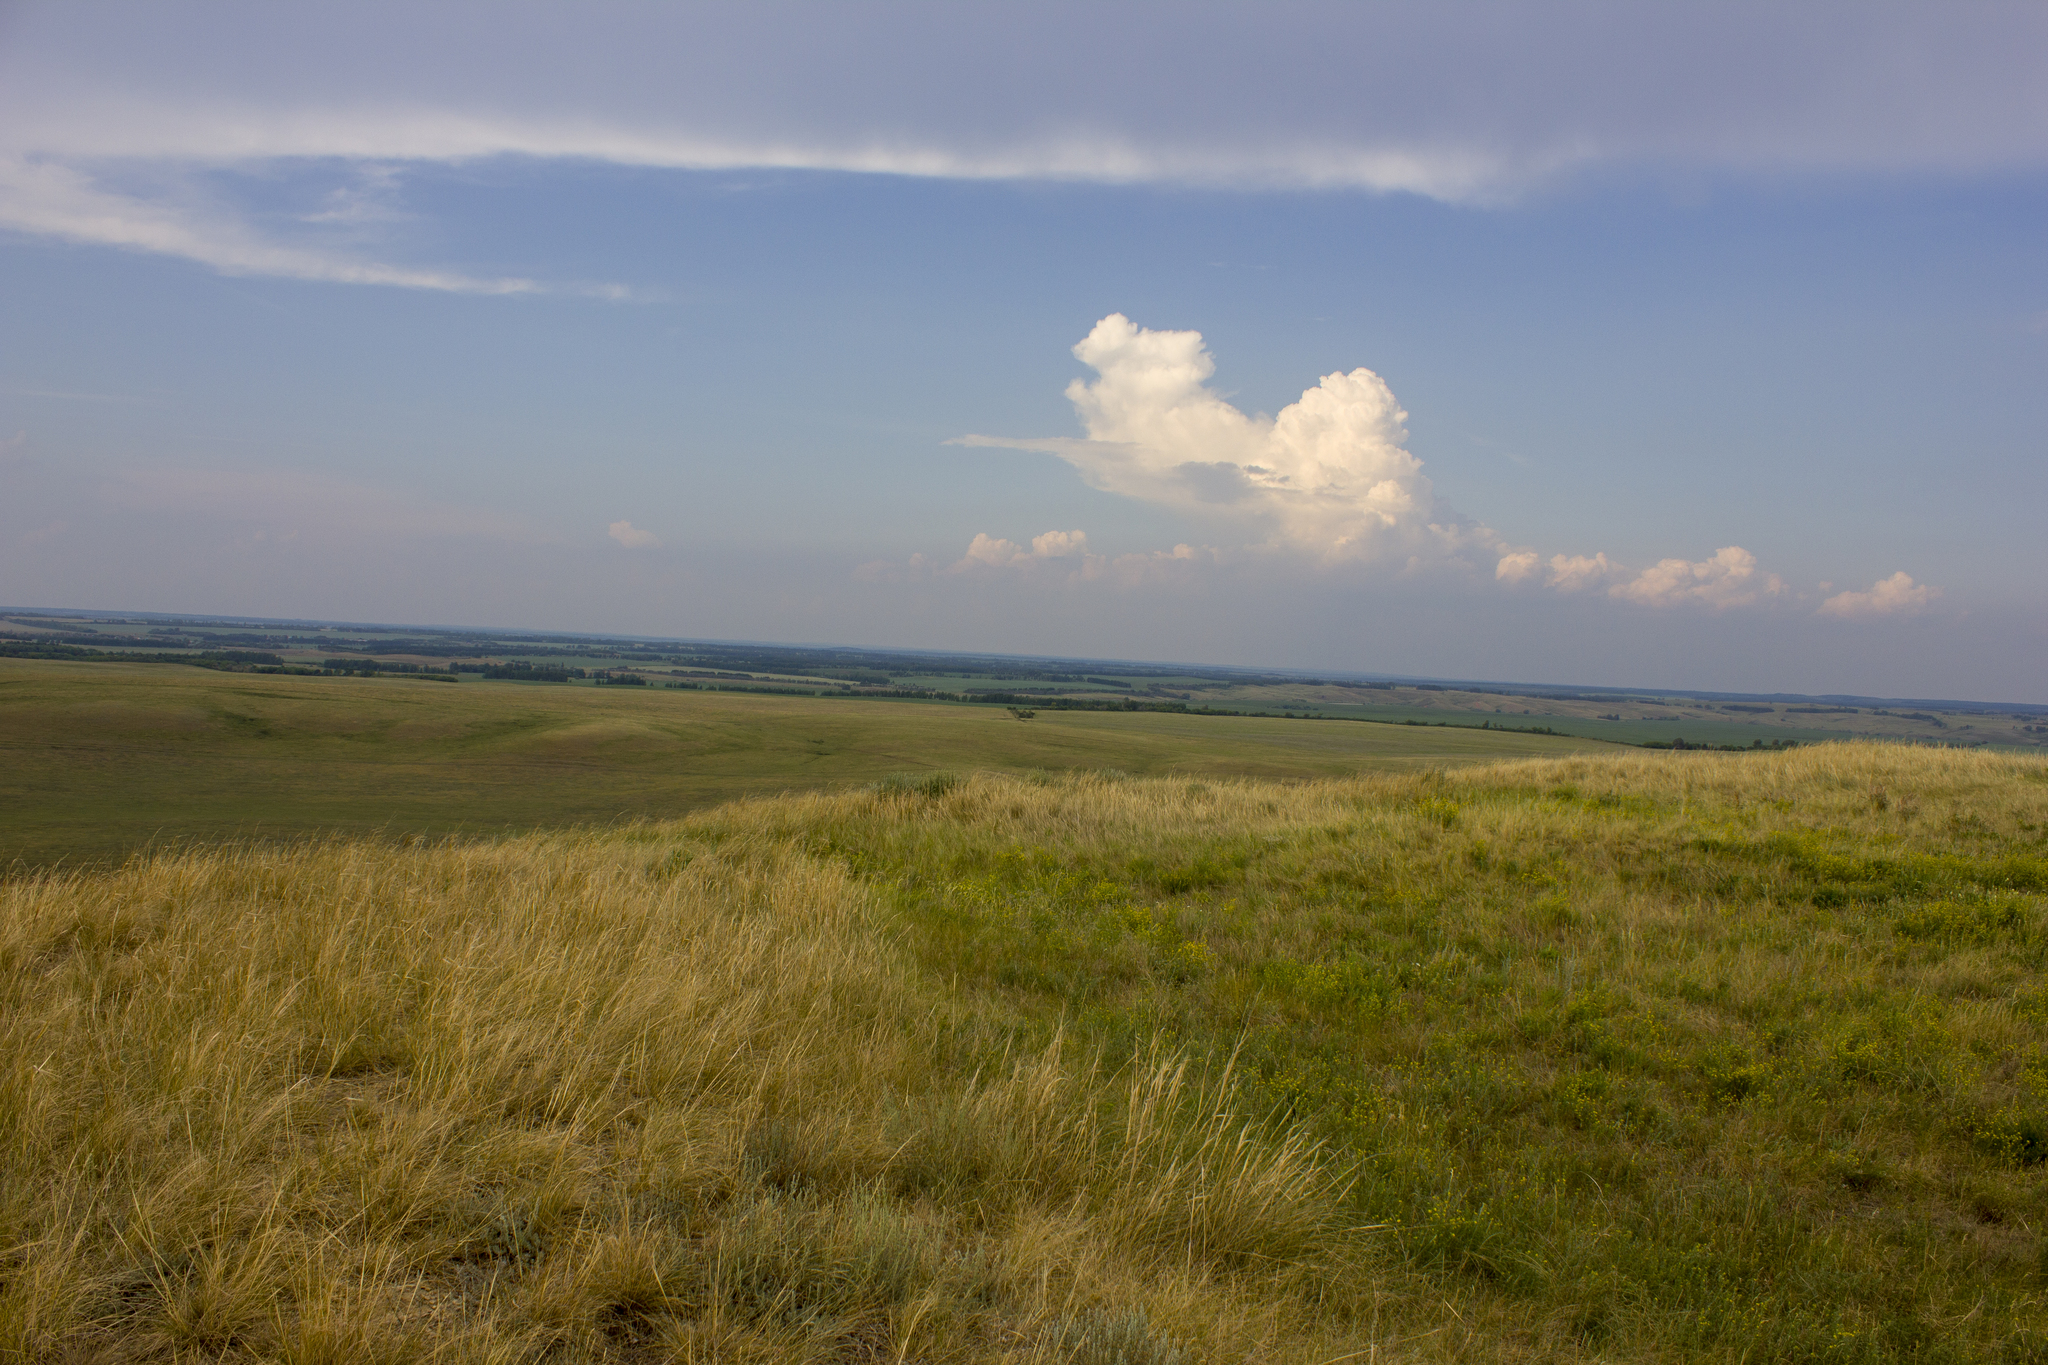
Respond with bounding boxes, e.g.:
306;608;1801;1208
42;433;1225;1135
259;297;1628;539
2;4;2044;291
0;106;1503;293
858;529;1208;588
6;106;1520;201
0;155;541;294
10;5;2048;194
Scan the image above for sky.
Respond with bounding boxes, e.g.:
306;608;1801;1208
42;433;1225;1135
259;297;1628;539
2;1;2044;700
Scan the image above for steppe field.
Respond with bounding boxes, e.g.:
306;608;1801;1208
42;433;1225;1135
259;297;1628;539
4;662;2048;1362
0;658;1606;869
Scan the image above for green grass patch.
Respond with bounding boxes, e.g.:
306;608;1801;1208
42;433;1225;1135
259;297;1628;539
665;745;2048;1360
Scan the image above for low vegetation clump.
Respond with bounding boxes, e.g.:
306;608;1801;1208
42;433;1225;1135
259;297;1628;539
4;742;2047;1360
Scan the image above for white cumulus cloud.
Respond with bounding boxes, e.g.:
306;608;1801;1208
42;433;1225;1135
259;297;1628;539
950;529;1094;572
941;318;1966;620
1496;545;1780;608
1607;546;1784;609
1547;553;1624;594
1028;529;1088;558
608;520;659;549
959;316;1816;611
957;314;1491;564
1496;550;1622;592
1819;571;1940;618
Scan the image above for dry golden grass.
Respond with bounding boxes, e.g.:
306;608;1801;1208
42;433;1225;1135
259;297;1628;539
0;823;1364;1362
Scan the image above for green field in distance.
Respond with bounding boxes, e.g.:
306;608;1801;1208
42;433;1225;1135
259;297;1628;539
0;658;1613;867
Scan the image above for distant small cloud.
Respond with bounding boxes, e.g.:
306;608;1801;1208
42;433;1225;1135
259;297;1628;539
299;164;408;227
1498;544;1784;610
608;520;659;549
1819;571;1940;618
1493;550;1540;584
852;551;933;583
950;529;1092;572
1610;546;1783;610
1029;529;1087;558
1549;553;1622;594
953;533;1024;569
1496;550;1621;592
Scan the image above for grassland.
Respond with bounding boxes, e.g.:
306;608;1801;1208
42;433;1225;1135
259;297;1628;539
0;658;1608;869
1168;684;2048;750
12;609;2042;751
5;742;2048;1361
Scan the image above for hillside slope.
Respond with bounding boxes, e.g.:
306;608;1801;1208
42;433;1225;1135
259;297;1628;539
4;743;2046;1361
0;657;1608;868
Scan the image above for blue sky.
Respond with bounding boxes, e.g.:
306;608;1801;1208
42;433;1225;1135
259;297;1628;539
2;2;2044;699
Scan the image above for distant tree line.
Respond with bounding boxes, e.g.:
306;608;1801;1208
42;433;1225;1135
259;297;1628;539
2;641;291;671
324;658;458;677
1641;738;1802;751
454;662;586;682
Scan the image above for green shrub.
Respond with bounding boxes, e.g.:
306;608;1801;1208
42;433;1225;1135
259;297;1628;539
876;770;962;799
1971;1108;2048;1165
